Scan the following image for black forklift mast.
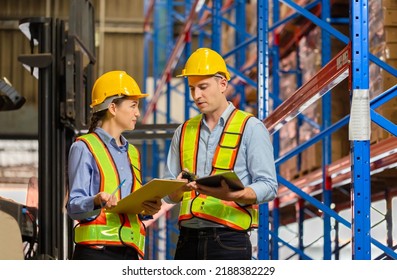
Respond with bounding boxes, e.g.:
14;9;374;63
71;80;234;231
17;0;96;260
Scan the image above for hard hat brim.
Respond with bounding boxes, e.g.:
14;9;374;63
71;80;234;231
133;93;150;98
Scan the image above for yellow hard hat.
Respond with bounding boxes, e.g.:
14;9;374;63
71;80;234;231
90;70;148;112
177;48;231;80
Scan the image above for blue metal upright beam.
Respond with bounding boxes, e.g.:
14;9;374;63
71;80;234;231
257;0;270;260
142;1;152;183
235;0;246;71
165;0;174;125
349;0;371;259
184;1;192;121
152;2;161;123
321;0;332;260
271;0;281;259
235;0;247;110
211;0;222;52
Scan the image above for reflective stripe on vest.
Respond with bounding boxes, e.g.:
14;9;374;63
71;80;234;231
179;109;258;230
73;133;146;257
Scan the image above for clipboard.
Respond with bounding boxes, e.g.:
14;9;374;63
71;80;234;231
107;179;186;214
195;171;244;191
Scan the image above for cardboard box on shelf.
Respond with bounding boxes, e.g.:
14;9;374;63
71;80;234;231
384;43;397;59
369;58;397;97
370;95;397;143
332;137;350;161
277;113;350;177
300;131;348;173
279;156;299;180
371;122;396;144
382;68;397;90
370;123;382;144
383;8;397;26
385;58;397;68
300;143;322;174
384;27;397;43
383;0;397;9
294;77;350;175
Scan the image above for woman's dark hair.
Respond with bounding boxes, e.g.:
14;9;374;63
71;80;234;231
88;96;127;133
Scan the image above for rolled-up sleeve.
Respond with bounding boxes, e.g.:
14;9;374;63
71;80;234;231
244;120;278;204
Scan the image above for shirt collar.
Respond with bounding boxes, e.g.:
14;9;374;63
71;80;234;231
94;127;129;150
219;102;236;126
201;102;236;128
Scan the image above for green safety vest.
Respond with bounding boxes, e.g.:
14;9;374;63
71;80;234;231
179;109;259;231
73;133;146;257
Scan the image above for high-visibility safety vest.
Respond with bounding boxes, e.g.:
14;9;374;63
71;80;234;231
179;109;259;231
73;133;146;257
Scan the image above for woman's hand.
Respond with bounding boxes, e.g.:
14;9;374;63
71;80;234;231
94;192;118;209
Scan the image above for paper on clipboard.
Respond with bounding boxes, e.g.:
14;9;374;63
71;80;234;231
107;179;186;214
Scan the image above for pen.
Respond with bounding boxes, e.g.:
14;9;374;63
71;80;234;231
102;179;126;208
110;179;126;197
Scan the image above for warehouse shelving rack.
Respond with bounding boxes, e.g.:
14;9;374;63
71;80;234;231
141;0;397;260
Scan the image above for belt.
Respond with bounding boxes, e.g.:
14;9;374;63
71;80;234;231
77;244;131;252
179;226;247;237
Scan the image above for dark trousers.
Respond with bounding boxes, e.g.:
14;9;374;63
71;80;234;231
72;244;139;260
174;227;252;260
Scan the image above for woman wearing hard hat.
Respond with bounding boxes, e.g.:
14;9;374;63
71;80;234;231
67;71;161;260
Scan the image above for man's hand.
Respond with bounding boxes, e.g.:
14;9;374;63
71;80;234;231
141;197;162;216
167;169;196;203
194;179;257;205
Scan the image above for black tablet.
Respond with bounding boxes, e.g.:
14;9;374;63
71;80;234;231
195;171;244;191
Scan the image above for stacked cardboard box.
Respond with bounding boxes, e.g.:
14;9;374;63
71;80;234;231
278;23;351;178
280;25;349;179
245;0;397;178
297;26;350;176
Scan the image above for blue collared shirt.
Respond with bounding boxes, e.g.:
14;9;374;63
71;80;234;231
67;127;134;220
164;103;278;208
